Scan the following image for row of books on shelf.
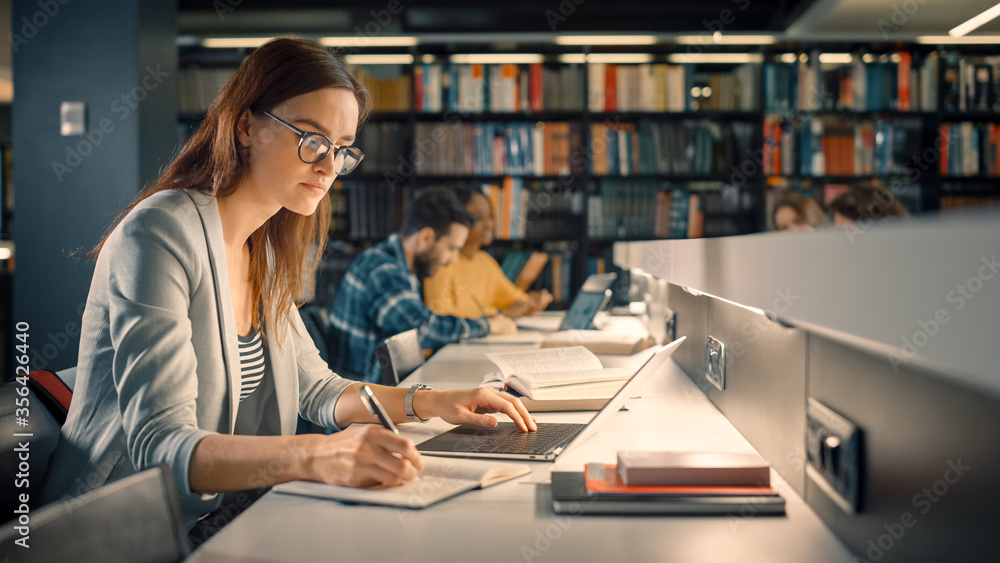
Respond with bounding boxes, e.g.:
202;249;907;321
939;123;1000;177
940;195;1000;211
942;53;1000;113
355;121;408;175
412;121;584;176
479;179;585;240
588;63;759;113
587;182;749;240
178;66;236;114
762;116;922;176
590;120;755;176
353;66;412;112
765;52;937;113
414;63;585;113
328;181;401;240
498;248;574;304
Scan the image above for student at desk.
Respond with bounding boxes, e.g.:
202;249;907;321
41;38;535;542
328;188;518;383
424;187;553;318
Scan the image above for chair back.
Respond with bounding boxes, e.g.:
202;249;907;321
0;465;189;562
376;329;424;386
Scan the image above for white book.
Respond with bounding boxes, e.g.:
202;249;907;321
273;457;530;509
483;346;631;400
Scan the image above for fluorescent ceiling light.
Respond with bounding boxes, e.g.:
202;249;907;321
201;37;274;48
584;53;654;63
320;36;419;47
667;53;763;64
949;3;1000;37
818;53;853;64
675;34;776;45
344;54;414;65
450;54;544;64
555;35;657;45
917;35;1000;44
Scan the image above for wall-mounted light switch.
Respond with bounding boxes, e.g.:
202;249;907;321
806;398;862;514
705;335;725;390
60;101;86;136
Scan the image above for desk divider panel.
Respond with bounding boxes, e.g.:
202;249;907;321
806;334;1000;563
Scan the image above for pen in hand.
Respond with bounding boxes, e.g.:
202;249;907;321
470;294;489;319
359;384;398;435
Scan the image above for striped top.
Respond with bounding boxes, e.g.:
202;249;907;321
237;331;266;402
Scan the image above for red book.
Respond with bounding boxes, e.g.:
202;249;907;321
529;63;543;113
413;65;424;112
940;124;950;176
584;464;778;497
604;64;617;112
898;51;911;112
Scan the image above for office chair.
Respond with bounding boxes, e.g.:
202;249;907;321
0;372;66;515
376;329;424;386
0;465;189;562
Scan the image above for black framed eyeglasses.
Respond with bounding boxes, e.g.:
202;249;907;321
262;111;364;175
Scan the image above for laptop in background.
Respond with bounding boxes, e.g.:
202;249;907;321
416;337;686;461
516;273;617;332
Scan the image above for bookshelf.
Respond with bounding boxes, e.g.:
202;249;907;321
177;42;1000;307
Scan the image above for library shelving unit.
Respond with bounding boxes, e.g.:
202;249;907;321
177;40;1000;307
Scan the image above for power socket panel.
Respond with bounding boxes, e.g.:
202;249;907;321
806;398;862;514
704;336;726;390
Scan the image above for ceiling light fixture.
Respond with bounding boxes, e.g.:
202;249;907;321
320;36;419;47
554;35;658;45
949;3;1000;37
343;54;415;65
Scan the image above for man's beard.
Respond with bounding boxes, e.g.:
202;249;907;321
413;248;435;280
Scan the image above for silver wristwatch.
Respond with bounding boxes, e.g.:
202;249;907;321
405;384;432;422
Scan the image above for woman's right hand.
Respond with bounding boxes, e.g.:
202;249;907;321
301;424;423;488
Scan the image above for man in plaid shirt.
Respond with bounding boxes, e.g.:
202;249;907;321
328;189;517;383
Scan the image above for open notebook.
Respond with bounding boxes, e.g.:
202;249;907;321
272;457;530;509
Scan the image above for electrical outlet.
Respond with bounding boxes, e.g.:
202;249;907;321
806;398;862;514
664;307;676;342
704;336;725;390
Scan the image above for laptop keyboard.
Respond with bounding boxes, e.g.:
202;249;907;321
460;422;584;454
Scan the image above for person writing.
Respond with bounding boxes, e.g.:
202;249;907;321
41;38;535;540
327;188;517;383
423;187;553;319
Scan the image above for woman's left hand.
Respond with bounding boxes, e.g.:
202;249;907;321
413;388;537;432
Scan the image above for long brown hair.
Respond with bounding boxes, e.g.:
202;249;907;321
91;37;372;342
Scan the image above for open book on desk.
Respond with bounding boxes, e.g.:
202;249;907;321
273;457;530;509
482;346;631;400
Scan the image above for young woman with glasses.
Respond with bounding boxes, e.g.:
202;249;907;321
42;37;535;539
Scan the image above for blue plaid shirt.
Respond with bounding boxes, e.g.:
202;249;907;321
328;233;490;383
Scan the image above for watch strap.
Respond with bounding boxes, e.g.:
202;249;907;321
405;384;432;422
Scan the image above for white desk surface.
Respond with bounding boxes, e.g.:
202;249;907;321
189;334;855;562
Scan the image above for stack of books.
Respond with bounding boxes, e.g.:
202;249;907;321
552;451;785;515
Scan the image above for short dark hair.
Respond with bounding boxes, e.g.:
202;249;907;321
400;188;476;238
828;184;910;221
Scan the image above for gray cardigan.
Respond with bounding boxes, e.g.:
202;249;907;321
41;189;353;528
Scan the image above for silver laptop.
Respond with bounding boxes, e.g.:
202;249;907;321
516;273;618;332
415;336;686;461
